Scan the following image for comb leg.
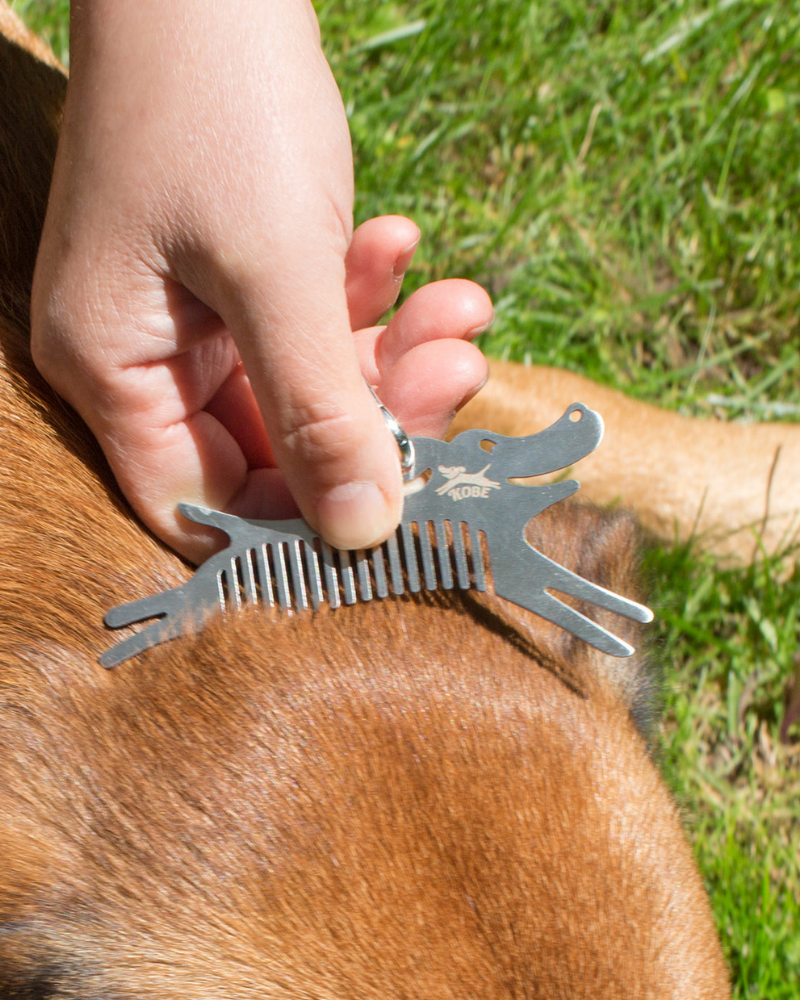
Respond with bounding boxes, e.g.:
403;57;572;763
338;549;357;604
493;579;635;658
243;549;258;604
303;541;323;610
418;521;437;590
225;557;243;611
355;551;373;601
386;532;405;595
468;525;487;591
400;522;421;593
434;520;454;589
526;553;653;624
272;543;292;610
287;540;308;611
371;546;389;598
256;543;275;607
452;522;470;589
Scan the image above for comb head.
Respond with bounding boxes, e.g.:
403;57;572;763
101;405;653;668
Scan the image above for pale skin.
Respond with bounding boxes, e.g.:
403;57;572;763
31;0;492;564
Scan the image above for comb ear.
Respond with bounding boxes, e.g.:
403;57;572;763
178;503;239;535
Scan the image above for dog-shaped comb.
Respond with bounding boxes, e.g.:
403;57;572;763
101;403;653;668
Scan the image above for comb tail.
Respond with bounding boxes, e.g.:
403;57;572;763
533;557;653;624
100;587;192;669
103;588;186;629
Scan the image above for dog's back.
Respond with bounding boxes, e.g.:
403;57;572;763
0;9;729;997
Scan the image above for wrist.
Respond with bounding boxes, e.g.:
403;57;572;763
68;0;321;76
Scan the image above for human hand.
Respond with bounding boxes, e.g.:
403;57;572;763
31;0;491;563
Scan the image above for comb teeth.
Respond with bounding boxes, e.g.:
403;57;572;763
214;520;487;617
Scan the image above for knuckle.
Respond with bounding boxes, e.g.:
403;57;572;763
30;297;114;405
282;403;363;468
30;311;72;383
31;274;93;381
323;197;353;256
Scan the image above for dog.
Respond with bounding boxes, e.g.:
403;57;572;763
0;6;742;996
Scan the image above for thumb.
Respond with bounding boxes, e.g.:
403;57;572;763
219;255;404;552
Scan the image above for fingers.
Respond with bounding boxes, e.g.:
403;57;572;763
195;273;492;547
34;159;488;565
352;278;492;438
204;362;274;469
375;278;494;370
345;216;420;330
208;210;427;472
377;339;488;439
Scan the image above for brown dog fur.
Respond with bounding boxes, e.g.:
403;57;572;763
0;7;729;997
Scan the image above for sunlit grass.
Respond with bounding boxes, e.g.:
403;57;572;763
323;0;800;417
648;540;800;993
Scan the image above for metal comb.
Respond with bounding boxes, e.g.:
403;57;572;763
101;402;653;668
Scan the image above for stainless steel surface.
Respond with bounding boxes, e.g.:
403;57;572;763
101;403;654;668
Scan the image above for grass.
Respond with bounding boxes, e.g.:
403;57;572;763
14;0;800;994
650;541;800;994
331;0;800;412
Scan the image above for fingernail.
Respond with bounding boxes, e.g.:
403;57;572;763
471;372;489;394
456;371;489;413
393;234;421;278
467;310;495;337
315;481;398;550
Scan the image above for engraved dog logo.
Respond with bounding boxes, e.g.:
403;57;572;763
436;464;501;501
